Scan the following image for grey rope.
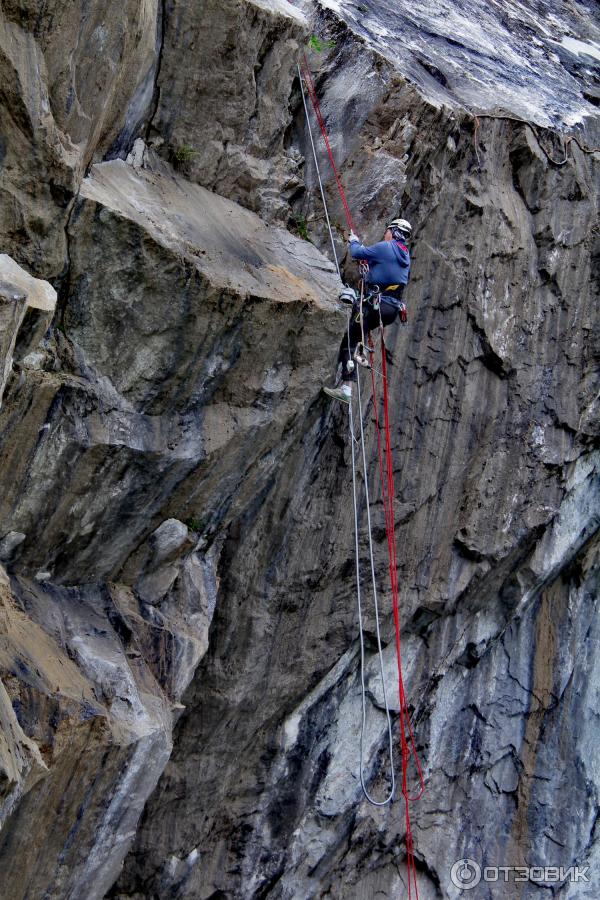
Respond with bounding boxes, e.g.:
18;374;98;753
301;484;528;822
301;62;395;805
347;306;395;805
298;64;341;280
348;279;396;806
351;361;396;806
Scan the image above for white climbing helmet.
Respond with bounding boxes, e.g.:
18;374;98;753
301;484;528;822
387;218;412;239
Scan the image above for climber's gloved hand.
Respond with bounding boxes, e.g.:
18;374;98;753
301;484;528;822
339;286;358;305
348;230;360;243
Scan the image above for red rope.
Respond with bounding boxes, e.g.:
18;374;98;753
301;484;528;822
300;55;356;234
302;55;424;896
369;331;425;900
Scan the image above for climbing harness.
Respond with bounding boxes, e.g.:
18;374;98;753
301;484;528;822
300;55;425;900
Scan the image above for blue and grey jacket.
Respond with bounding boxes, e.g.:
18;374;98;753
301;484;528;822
349;237;410;304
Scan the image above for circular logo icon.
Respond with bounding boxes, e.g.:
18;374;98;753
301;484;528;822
450;858;482;890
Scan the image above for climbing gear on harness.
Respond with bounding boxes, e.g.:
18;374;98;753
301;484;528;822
399;301;408;324
387;217;412;238
339;286;358;305
323;383;352;403
369;289;380;312
352;287;381;320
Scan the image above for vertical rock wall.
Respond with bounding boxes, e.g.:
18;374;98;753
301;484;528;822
148;0;308;221
0;0;598;898
115;6;600;899
0;0;159;276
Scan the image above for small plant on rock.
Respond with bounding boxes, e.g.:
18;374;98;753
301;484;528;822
308;34;336;53
173;144;198;169
184;516;202;533
292;215;311;242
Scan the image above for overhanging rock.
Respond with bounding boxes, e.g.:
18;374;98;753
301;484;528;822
0;155;342;584
0;150;344;900
0;255;57;408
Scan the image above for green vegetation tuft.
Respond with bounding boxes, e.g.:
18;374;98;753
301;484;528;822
308;34;336;53
174;144;198;165
292;215;311;242
184;516;202;533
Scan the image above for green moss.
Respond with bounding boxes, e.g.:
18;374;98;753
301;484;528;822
308;34;336;53
173;144;198;165
184;516;202;533
291;215;311;242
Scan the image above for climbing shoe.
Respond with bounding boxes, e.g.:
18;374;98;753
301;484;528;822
323;384;352;404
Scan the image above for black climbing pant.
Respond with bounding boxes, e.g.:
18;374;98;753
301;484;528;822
338;296;400;381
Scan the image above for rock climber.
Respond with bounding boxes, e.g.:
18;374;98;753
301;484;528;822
324;218;412;404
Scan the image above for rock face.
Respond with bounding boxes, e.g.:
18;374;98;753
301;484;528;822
0;155;339;584
314;0;600;128
148;0;308;222
0;146;340;896
0;565;175;900
0;254;56;406
0;0;598;899
0;0;158;276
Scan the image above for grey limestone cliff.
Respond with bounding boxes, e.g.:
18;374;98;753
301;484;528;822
0;0;598;898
